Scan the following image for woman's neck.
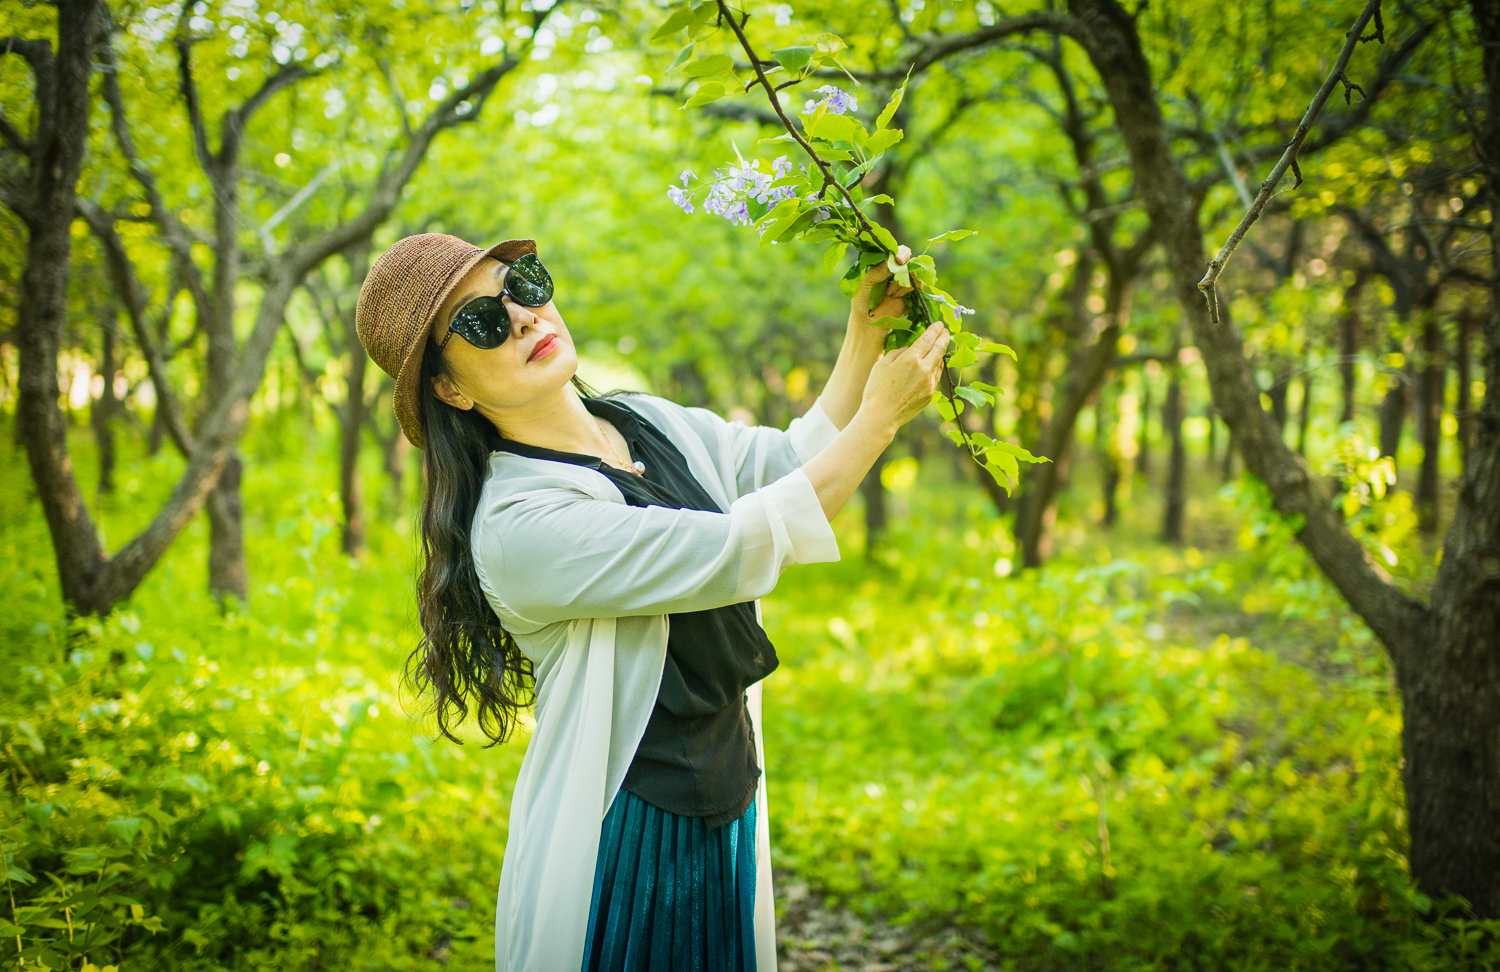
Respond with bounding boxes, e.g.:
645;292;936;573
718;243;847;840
481;382;601;454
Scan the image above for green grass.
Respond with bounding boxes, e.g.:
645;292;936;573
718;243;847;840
1;414;1495;970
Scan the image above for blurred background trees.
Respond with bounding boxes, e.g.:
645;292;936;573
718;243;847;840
1;0;1496;966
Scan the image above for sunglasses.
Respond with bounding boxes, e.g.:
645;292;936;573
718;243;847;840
437;253;555;352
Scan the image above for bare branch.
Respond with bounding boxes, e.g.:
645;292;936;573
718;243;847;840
172;12;214;174
850;13;1087;81
0;108;29;155
76;199;197;457
1198;0;1386;321
97;33;212;322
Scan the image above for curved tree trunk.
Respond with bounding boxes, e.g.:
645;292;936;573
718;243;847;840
1067;0;1500;916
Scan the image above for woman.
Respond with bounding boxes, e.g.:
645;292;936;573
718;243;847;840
354;233;948;972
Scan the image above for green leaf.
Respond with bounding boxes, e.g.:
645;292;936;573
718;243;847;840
667;42;696;71
981;341;1017;359
877;75;909;130
866;128;903;155
955;386;991;408
986;451;1020;482
868;279;889;311
651;5;707;40
808;113;857;142
822;242;848;276
988;440;1050;463
864;193;894;205
869;223;898;253
683;81;727;108
928;228;976;243
971;381;1004;396
106;817;142;845
935;395;958;422
772;45;816;73
681;54;732;77
870;316;911;330
764;208;818;247
949;347;978;369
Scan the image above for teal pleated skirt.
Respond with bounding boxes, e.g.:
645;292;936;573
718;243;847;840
581;789;757;972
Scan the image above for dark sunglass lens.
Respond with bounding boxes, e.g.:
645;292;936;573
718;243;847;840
505;253;553;307
451;295;512;349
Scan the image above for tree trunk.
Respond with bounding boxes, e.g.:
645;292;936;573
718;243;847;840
1297;371;1313;457
1339;274;1366;424
1160;369;1185;543
1136;375;1152;479
1267;368;1290;435
1457;307;1475;469
1099;389;1120;527
1378;370;1408;471
92;308;119;496
207;454;247;602
340;347;368;557
1015;309;1122;568
11;0;111;608
861;448;888;553
1416;314;1445;533
1067;0;1499;916
1221;430;1236;481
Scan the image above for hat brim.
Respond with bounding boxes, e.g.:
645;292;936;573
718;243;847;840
391;239;538;449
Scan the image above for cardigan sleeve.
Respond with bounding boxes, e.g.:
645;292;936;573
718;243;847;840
654;396;841;500
472;466;839;631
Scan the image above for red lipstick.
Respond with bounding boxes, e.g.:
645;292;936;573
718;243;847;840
528;334;559;362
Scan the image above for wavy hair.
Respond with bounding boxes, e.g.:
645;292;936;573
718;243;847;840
408;340;595;745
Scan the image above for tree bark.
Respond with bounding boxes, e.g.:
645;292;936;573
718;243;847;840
1339;272;1368;424
9;0;112;608
1416;313;1445;533
1160;367;1185;543
861;448;888;552
1457;307;1475;468
1135;376;1152;479
1297;371;1313;457
92;306;119;496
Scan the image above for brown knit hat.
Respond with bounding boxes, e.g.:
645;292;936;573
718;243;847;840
355;233;536;448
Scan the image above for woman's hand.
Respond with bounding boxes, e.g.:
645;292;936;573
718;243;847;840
858;321;951;434
801;320;950;522
848;244;914;331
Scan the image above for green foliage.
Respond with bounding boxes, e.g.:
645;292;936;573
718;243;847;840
763;483;1500;971
1;418;1494;969
0;432;517;970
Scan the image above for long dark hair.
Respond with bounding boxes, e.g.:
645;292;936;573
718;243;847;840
408;340;595;745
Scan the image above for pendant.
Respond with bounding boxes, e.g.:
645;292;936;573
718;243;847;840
632;460;647;474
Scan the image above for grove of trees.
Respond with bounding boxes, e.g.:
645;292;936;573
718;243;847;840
1;0;1496;966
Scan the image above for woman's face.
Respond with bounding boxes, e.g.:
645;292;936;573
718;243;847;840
429;256;578;415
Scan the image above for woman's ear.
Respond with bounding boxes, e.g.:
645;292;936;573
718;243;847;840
431;374;473;410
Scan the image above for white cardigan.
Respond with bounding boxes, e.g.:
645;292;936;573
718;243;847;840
471;394;843;972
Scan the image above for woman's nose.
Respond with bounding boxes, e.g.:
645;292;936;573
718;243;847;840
508;302;538;334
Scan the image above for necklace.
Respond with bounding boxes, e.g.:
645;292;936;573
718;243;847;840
592;416;646;476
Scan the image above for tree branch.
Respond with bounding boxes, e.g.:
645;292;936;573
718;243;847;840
0;107;29;155
76;199;198;457
97;32;212;323
1198;0;1386;321
851;12;1087;81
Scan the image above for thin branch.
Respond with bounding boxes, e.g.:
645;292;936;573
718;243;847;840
714;0;885;249
76;199;198;457
1198;0;1386;322
0;108;29;155
849;12;1086;81
97;32;212;322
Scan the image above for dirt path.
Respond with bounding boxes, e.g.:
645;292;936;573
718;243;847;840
775;879;1001;971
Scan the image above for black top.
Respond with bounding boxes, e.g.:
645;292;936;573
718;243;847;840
494;396;777;829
